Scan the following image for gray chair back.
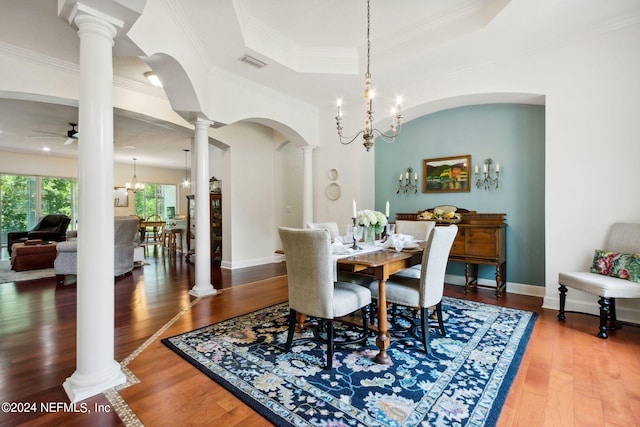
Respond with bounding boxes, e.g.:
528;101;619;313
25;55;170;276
418;225;458;308
396;220;435;241
604;223;640;254
279;227;336;319
306;222;340;242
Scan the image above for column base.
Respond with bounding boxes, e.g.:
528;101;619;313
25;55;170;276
189;285;218;297
63;360;126;403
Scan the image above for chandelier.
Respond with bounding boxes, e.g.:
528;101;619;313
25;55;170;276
125;158;144;193
336;0;402;151
182;149;191;187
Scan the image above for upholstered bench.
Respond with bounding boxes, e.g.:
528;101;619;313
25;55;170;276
558;223;640;338
11;242;58;272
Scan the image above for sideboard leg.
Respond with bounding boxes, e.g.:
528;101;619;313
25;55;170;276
464;263;470;294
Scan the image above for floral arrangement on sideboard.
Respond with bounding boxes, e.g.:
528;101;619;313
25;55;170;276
418;206;462;223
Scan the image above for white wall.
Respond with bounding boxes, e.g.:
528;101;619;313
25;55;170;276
210;122;288;269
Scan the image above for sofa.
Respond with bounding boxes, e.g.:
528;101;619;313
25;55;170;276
54;216;142;281
7;214;71;255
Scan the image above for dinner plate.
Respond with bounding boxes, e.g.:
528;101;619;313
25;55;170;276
383;241;419;249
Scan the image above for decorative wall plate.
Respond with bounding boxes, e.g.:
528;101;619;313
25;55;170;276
328;168;338;181
326;183;341;200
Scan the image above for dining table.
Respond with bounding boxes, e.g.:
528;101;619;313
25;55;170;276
336;245;424;365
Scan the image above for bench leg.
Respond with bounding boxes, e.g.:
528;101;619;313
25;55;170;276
597;297;610;339
558;284;567;320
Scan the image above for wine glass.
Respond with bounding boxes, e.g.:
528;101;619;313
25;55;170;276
351;225;363;249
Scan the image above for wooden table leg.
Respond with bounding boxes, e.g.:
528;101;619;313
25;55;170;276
374;279;392;365
295;312;307;333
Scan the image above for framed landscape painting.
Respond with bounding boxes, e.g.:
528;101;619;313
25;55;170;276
423;154;471;193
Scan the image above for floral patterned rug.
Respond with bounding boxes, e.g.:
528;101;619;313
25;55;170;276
162;297;536;426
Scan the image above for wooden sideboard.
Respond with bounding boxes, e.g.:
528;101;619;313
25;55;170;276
396;210;507;297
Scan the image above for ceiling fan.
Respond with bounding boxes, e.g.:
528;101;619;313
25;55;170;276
30;122;79;145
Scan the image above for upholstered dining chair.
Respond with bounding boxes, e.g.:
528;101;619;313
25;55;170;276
393;220;436;278
145;214;164;245
306;221;341;242
558;223;640;338
368;224;458;353
395;219;435;241
278;226;372;369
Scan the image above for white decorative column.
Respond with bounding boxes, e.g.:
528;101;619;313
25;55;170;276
301;145;316;227
189;118;217;297
63;13;126;402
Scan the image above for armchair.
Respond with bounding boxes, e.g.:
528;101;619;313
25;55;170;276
7;214;71;255
54;216;141;282
558;223;640;338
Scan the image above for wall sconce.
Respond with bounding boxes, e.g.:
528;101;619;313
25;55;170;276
397;167;418;194
475;158;500;190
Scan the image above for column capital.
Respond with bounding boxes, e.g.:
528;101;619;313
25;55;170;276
300;145;317;154
193;118;215;130
60;1;124;33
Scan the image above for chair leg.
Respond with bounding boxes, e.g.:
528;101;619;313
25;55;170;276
361;304;370;341
420;307;430;354
435;302;445;336
558;284;567;320
326;320;334;370
597;297;610;339
285;309;296;351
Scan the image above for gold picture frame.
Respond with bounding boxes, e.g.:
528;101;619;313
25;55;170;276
423;154;471;193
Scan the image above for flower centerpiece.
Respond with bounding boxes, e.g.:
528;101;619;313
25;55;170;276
356;209;388;244
418;206;462;223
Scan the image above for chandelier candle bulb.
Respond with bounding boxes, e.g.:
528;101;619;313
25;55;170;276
496;163;500;172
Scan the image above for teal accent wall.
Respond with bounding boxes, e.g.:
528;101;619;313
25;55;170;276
375;104;545;286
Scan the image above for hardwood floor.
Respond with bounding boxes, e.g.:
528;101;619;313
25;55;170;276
1;249;639;426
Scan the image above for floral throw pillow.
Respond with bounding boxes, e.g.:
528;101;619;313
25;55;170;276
590;250;640;283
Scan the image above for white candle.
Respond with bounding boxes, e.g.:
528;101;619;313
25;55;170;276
406;171;409;180
385;201;390;217
399;173;403;181
483;164;488;173
414;172;418;181
352;199;357;218
475;165;479;174
496;163;500;172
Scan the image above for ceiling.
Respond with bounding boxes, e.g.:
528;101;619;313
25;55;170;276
0;0;638;168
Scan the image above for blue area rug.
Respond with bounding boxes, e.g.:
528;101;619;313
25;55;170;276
162;297;536;426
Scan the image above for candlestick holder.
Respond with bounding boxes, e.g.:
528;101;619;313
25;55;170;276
351;217;362;250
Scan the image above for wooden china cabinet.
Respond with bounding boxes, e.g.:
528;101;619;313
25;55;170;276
185;193;222;263
396;208;507;297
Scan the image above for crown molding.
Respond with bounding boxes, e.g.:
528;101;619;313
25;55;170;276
0;42;78;75
162;0;212;70
0;42;166;99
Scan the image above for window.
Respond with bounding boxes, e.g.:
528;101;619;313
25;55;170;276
134;183;177;220
0;174;78;260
